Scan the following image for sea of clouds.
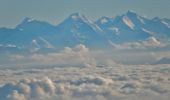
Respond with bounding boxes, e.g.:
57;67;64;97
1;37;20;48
0;44;170;100
0;64;170;100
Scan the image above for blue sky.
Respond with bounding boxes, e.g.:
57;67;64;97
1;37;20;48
0;0;169;28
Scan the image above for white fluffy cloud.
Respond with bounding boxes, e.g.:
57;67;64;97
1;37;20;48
9;44;97;67
32;44;96;67
0;77;56;100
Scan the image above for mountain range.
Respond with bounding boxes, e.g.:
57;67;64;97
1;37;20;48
0;10;170;53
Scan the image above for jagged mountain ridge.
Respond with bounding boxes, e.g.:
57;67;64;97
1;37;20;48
0;11;170;52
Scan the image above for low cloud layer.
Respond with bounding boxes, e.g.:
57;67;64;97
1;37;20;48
6;41;170;66
30;44;96;67
0;64;170;100
9;44;97;67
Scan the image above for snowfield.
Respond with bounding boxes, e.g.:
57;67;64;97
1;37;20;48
0;64;170;100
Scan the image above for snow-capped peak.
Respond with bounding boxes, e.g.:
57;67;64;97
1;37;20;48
126;10;137;16
16;17;37;29
99;17;110;24
66;13;104;32
126;10;146;23
152;17;161;21
70;13;81;19
122;16;135;30
67;13;92;25
22;17;35;23
69;13;86;21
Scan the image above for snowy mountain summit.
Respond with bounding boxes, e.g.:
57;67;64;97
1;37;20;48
0;11;170;52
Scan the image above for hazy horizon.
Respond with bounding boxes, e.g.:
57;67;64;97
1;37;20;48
0;0;170;28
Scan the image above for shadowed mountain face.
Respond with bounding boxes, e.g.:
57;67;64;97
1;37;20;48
0;11;170;52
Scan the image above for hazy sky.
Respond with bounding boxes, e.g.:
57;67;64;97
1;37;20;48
0;0;169;28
